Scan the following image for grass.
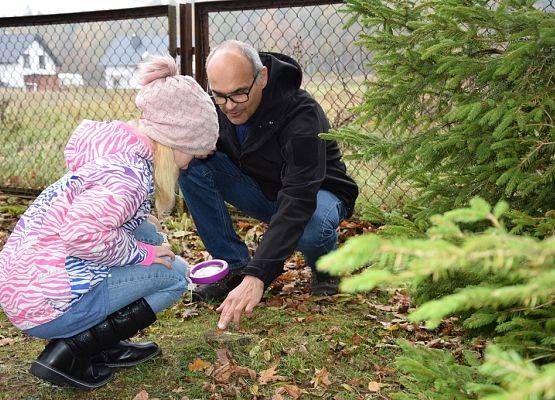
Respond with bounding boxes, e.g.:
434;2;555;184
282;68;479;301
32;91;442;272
0;291;409;399
0;78;410;210
0;196;470;399
0;87;139;189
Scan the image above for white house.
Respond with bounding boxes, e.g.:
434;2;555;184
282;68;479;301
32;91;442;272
0;34;61;91
58;73;84;87
99;34;169;89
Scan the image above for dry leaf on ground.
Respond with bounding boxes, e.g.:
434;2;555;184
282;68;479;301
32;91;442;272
351;333;364;345
311;368;331;388
368;381;381;392
258;365;287;385
210;347;256;383
0;338;16;347
275;385;302;399
132;390;149;400
187;358;212;372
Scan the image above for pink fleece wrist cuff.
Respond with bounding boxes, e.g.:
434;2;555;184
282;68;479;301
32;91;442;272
137;242;156;266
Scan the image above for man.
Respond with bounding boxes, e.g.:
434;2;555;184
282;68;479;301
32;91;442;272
178;40;358;330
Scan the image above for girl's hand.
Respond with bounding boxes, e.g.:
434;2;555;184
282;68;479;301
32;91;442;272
195;150;215;159
147;214;163;230
153;245;175;269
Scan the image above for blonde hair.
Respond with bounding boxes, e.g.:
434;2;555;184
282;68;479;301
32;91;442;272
128;120;179;216
153;141;179;216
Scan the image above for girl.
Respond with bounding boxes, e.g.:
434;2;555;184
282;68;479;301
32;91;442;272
0;55;218;390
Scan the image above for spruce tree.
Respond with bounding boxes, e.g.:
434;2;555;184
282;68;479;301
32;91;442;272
328;0;555;224
319;0;555;398
319;198;555;399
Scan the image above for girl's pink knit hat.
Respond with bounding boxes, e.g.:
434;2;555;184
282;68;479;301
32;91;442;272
135;55;218;155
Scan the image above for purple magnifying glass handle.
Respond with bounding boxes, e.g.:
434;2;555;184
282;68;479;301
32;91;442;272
189;259;229;285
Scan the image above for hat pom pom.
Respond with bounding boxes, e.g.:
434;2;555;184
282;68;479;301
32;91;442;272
137;55;178;86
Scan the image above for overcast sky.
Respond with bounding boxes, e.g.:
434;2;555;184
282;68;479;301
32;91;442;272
0;0;172;18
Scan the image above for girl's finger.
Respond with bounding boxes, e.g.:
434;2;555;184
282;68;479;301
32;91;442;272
154;257;172;269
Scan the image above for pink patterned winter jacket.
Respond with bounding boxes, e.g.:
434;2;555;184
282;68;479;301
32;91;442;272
0;120;157;330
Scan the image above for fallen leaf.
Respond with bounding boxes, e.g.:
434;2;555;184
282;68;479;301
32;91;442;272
283;384;302;398
216;347;232;364
0;338;15;347
281;283;296;293
181;307;199;320
284;343;308;356
250;384;260;396
234;365;257;379
171;230;188;238
212;363;233;383
327;326;341;334
351;333;363;345
347;378;363;386
373;304;394;312
263;350;272;362
265;296;286;308
373;364;396;377
202;382;216;393
368;381;381;392
133;390;149;400
237;221;254;230
259;365;287;385
187;358;212;372
311;368;331;388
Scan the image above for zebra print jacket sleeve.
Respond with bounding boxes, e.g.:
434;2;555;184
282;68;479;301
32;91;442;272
59;158;156;267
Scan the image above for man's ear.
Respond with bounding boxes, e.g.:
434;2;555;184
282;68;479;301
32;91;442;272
260;66;269;89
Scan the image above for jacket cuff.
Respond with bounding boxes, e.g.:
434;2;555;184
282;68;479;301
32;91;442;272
242;263;282;289
137;242;156;266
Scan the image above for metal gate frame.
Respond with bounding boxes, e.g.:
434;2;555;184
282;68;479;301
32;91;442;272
190;0;343;88
0;5;177;51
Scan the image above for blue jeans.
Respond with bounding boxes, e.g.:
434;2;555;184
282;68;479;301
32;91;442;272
25;220;189;339
178;151;347;273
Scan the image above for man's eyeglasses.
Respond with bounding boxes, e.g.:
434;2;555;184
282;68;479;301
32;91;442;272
210;70;260;106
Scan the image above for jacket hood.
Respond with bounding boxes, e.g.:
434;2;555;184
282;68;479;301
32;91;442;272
260;52;302;99
247;52;303;123
64;120;153;171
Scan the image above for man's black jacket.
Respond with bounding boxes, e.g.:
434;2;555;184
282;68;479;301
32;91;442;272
215;52;359;287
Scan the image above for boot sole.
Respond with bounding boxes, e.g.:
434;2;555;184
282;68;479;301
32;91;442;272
102;347;162;368
29;360;114;390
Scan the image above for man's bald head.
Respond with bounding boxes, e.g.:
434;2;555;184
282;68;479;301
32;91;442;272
206;40;263;77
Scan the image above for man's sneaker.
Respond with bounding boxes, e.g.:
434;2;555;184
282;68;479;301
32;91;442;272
310;271;340;296
192;270;244;302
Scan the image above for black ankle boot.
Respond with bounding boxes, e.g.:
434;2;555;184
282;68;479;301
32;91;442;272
29;298;159;390
310;270;340;296
90;340;161;368
29;340;113;390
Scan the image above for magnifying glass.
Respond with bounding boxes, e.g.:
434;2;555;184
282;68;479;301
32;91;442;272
189;259;229;285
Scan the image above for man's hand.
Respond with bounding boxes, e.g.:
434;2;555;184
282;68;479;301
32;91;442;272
216;275;264;330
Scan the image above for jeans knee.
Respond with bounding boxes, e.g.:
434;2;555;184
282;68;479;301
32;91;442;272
297;207;340;253
166;270;187;298
155;258;188;296
179;160;210;188
172;256;190;283
298;226;337;253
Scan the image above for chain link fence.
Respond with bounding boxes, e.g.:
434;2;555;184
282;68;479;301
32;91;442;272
0;6;176;195
1;1;553;210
